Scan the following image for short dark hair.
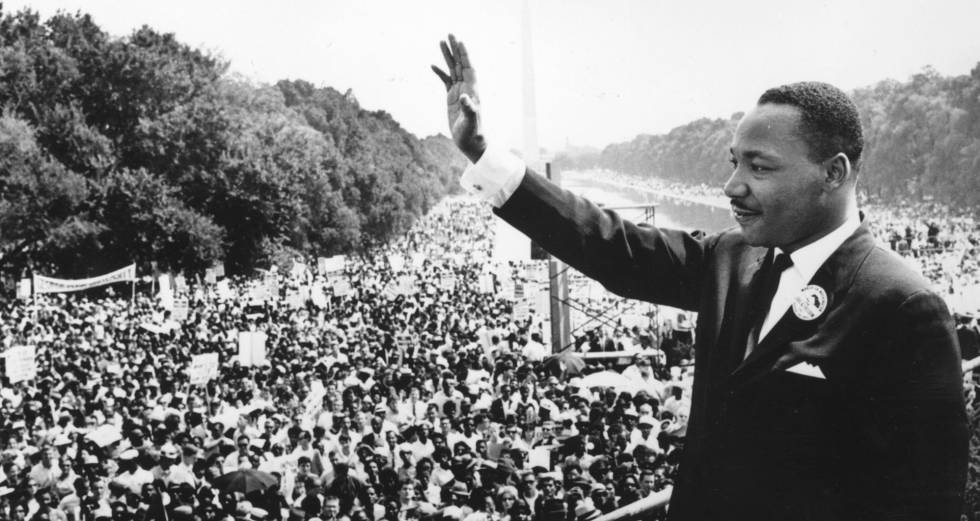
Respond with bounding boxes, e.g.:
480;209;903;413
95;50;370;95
758;82;863;169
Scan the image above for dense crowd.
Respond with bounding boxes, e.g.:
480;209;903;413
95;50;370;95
0;198;693;521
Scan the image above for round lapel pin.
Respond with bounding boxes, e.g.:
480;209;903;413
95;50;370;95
792;285;828;321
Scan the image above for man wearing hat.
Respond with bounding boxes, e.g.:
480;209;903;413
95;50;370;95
112;449;153;495
434;36;967;520
151;443;195;487
573;500;602;521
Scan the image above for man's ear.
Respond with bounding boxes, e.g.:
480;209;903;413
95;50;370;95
823;153;851;190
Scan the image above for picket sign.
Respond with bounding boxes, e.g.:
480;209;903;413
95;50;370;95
187;353;219;385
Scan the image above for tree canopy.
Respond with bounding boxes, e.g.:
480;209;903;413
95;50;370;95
0;8;465;279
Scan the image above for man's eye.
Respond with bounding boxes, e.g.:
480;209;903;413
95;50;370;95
728;158;738;168
751;164;770;173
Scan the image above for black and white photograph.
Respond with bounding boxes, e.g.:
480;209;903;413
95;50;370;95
0;1;979;519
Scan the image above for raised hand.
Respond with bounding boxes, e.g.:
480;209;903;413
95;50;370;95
431;34;486;163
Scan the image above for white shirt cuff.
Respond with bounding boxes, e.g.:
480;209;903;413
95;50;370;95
460;145;526;207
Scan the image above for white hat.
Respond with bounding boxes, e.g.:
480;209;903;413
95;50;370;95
161;444;179;459
119;449;139;461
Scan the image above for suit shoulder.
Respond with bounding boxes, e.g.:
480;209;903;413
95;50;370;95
704;226;766;261
856;242;940;305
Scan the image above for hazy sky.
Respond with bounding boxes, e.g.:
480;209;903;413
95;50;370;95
6;0;980;151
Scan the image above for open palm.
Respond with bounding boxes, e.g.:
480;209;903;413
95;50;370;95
432;34;485;163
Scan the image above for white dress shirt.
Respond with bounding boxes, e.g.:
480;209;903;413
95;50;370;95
460;145;526;207
759;216;860;340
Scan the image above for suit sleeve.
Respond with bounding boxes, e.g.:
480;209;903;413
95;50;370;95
864;290;968;520
493;169;711;310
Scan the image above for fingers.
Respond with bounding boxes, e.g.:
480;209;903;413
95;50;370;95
457;39;471;69
440;40;456;82
431;66;451;90
458;40;476;83
449;34;464;82
439;34;474;86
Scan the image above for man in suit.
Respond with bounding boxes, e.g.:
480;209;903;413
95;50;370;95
432;35;968;520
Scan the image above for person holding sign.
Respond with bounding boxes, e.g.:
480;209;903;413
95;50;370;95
432;35;967;520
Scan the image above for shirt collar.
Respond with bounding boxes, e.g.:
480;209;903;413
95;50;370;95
776;215;861;283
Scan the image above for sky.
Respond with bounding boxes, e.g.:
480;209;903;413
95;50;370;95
5;0;980;152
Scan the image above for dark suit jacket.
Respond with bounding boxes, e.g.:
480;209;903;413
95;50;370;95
495;171;968;521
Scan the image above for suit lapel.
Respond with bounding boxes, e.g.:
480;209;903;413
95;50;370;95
728;224;876;386
721;249;768;372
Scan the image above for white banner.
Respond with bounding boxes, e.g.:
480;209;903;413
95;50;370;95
3;345;37;383
33;264;135;294
187;353;219;385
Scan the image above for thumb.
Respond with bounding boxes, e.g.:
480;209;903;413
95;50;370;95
459;94;478;117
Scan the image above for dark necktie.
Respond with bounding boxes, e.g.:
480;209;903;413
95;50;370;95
744;251;794;358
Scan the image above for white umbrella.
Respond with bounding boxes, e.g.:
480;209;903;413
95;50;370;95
86;424;122;448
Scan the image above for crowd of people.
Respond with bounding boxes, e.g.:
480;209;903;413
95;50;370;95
0;198;693;521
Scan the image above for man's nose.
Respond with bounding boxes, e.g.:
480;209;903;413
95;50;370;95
723;168;748;199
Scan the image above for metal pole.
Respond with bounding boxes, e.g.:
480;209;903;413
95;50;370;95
546;163;571;353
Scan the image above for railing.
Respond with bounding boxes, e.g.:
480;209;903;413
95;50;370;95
593;487;673;521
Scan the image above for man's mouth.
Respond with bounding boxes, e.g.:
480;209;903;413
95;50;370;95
730;202;761;222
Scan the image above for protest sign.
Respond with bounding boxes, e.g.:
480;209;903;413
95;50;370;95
380;282;398;300
333;279;352;297
290;261;308;279
4;345;38;383
249;284;268;304
216;280;233;300
158;290;174;311
172;297;190;321
396;332;414;353
318;255;346;275
396;275;417;296
513;302;530;322
187;353;219;385
238;332;267;367
285;289;304;309
528;447;552;470
478;273;494;294
265;274;278;302
174;275;188;293
16;279;30;300
389;253;405;272
440;274;457;291
311;282;328;308
500;280;516;301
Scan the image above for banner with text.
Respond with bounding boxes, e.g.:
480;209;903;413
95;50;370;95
34;264;135;294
